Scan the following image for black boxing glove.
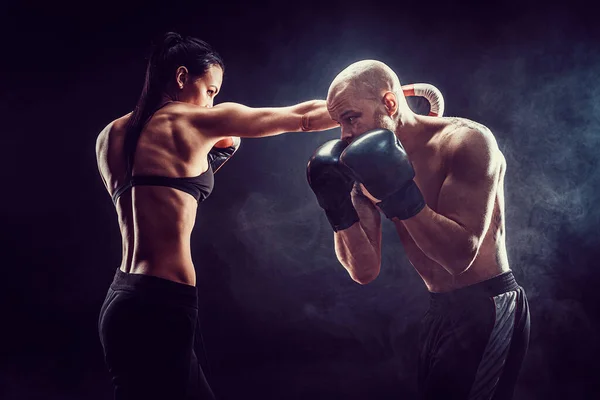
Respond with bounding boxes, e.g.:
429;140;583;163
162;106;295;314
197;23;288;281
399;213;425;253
307;139;359;231
209;137;241;173
340;129;425;220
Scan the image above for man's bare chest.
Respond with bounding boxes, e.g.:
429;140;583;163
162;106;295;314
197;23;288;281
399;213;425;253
411;148;448;211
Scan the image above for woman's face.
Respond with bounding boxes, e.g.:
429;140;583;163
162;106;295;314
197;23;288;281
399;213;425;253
181;64;223;107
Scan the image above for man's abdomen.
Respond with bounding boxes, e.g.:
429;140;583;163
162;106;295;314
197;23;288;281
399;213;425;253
394;222;508;293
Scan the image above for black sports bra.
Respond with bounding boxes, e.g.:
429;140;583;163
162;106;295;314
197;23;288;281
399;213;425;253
111;171;214;205
111;102;214;205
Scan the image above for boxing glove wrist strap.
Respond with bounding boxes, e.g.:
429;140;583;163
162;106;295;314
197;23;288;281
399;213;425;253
376;180;426;220
324;196;360;232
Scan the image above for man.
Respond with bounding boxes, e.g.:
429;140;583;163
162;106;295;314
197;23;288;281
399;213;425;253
306;60;530;399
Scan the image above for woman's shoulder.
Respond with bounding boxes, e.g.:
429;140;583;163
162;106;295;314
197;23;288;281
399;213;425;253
95;113;132;156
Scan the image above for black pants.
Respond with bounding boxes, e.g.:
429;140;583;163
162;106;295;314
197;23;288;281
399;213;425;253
418;271;530;400
98;269;215;400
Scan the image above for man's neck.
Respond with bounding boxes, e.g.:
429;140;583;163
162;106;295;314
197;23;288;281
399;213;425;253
394;113;433;154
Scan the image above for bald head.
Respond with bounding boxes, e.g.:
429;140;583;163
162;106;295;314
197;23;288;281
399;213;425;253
327;60;413;142
327;60;402;104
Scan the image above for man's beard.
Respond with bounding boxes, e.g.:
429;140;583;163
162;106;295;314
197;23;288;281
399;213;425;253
374;110;396;132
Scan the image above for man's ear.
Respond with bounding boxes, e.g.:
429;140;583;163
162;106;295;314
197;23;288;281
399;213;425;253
382;92;398;117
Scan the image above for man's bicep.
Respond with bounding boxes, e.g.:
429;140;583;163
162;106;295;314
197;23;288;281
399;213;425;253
437;173;497;238
437;130;501;240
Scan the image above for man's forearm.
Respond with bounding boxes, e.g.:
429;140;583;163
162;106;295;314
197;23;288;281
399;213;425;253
333;188;382;284
334;223;380;284
397;206;479;275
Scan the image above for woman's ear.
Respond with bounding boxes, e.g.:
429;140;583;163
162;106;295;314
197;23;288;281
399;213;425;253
175;66;189;89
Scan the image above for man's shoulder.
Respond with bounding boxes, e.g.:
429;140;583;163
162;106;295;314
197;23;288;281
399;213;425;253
440;117;497;153
443;116;493;139
438;117;504;173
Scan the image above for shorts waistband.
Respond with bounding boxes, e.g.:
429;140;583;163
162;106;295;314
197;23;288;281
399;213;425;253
429;271;519;308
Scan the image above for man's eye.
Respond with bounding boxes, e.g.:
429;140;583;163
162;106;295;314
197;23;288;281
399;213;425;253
208;90;215;96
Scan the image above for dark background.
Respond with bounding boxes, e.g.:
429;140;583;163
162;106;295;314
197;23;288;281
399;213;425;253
1;0;599;399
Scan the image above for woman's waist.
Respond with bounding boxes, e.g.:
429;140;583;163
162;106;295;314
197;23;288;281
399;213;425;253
111;267;198;306
124;249;196;286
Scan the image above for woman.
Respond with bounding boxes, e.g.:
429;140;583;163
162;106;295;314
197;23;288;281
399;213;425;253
96;32;336;400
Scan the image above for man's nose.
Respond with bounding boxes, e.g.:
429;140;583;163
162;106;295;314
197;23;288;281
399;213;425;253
340;128;353;143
